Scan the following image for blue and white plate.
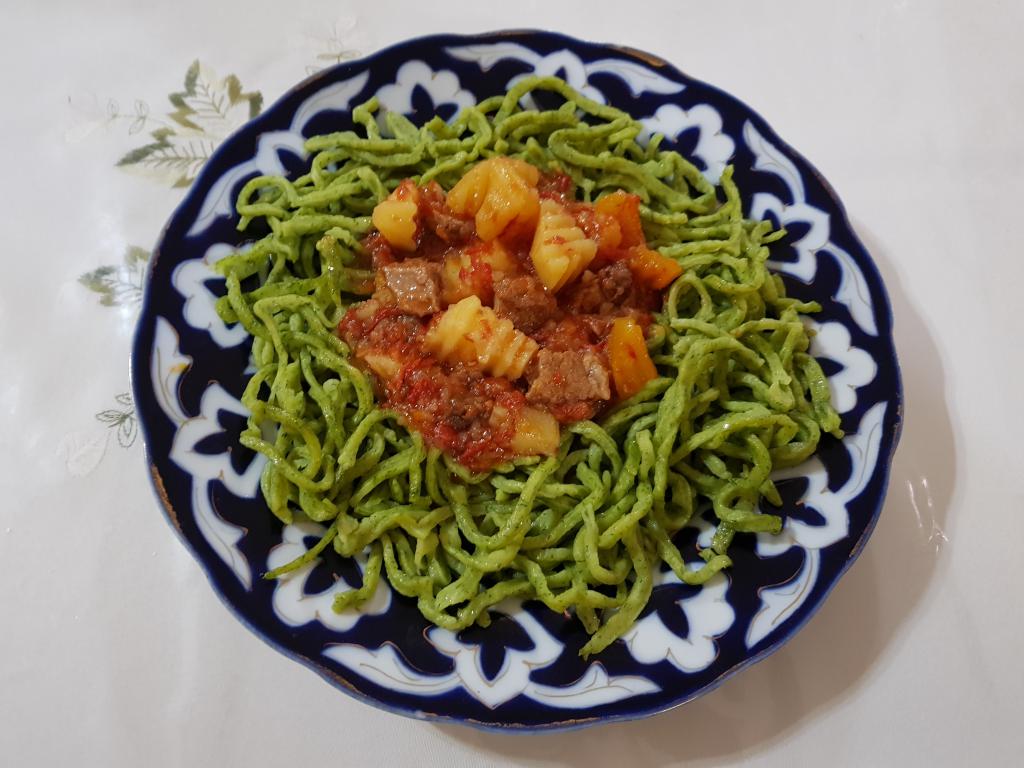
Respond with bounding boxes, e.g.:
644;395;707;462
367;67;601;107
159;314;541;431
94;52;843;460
132;30;903;731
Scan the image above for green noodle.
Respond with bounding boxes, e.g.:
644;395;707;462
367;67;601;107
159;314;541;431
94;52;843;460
216;76;843;657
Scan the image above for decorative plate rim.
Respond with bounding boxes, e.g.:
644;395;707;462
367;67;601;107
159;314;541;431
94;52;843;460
131;28;904;732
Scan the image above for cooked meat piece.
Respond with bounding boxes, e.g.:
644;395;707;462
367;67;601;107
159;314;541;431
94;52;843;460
597;260;634;303
526;348;611;406
338;301;425;360
561;271;601;313
375;259;442;316
364;313;424;354
420;181;476;242
493;275;560;334
562;260;636;314
577;314;615;339
533;316;597;350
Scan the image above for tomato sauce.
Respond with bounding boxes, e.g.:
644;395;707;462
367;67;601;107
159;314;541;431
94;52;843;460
338;170;670;471
389;360;526;470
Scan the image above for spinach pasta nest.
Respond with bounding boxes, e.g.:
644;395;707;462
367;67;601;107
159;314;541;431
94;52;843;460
213;75;844;657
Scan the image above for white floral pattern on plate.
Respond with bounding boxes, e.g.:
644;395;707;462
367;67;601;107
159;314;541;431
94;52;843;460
623;574;734;673
269;521;391;631
639;104;735;183
325;601;660;709
745;121;878;336
808;319;878;415
376;61;475;116
746;401;889;648
172;244;250;347
156;356;266;587
447;43;684;99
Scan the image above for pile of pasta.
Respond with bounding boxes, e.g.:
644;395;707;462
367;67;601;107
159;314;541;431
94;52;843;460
214;76;844;656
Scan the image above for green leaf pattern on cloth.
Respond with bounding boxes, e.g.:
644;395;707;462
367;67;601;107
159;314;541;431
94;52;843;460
116;60;263;188
83;41;392;457
95;392;138;448
79;245;150;308
79;58;266;456
79;246;148;451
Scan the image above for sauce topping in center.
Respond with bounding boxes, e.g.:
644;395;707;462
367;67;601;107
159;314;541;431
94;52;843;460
337;158;683;470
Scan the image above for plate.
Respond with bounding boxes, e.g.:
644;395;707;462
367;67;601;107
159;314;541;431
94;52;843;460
132;30;903;731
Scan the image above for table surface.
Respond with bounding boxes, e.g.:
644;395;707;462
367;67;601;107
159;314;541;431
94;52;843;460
3;1;1022;765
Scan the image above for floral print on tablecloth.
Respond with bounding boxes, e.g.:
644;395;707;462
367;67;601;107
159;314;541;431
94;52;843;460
76;28;362;467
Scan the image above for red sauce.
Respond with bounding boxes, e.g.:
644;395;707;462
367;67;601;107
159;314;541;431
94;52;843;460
537;172;574;201
533;316;598;351
363;231;397;270
338;170;670;471
388;360;526;470
338;305;425;362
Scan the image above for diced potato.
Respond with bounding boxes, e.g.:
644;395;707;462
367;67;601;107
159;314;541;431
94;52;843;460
371;182;422;251
372;199;418;251
440;253;474;306
508;407;560;456
530;200;598;292
447;157;541;241
440;240;518;306
424;296;538;379
477;239;518;279
390;179;421;203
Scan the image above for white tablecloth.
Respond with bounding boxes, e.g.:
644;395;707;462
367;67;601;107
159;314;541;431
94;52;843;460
3;1;1021;764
